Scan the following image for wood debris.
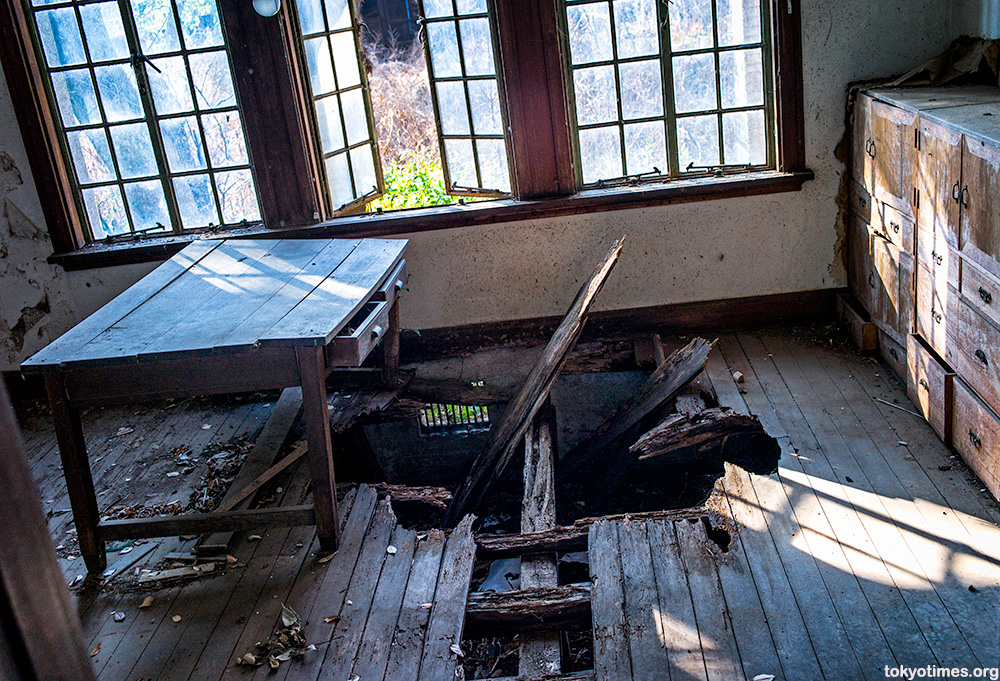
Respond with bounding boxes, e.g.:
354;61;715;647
137;562;216;586
236;604;315;670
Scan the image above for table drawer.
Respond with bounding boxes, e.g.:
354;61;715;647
961;258;1000;331
327;301;390;367
879;327;907;380
952;378;1000;500
849;180;875;223
873;201;914;253
945;294;1000;413
916;264;951;358
906;333;953;441
373;259;406;305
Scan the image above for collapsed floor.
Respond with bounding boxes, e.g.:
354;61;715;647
16;325;1000;680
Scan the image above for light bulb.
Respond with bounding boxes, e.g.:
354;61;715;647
253;0;280;17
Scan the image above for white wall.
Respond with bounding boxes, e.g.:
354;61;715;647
0;0;956;372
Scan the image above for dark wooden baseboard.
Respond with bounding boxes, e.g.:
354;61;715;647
401;288;842;363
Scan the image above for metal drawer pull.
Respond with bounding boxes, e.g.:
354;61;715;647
931;250;943;266
869;271;876;288
980;287;993;304
890;220;900;234
919;378;929;390
395;279;404;291
889;347;898;360
952;181;961;202
975;348;989;366
931;307;942;324
371;325;383;339
961;185;969;208
866;139;877;158
970;430;982;448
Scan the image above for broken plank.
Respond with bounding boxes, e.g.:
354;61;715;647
490;673;595;681
588;519;631;678
98;505;315;541
136;562;216;586
444;236;625;525
617;521;669;680
465;584;592;637
372;483;452;509
216;442;308;513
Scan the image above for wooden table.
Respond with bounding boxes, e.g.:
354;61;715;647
21;237;407;573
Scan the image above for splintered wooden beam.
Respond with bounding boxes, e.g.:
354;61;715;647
465;584;592;637
443;236;626;525
556;336;716;484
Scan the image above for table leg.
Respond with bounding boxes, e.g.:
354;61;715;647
383;298;401;388
43;374;106;573
296;346;340;551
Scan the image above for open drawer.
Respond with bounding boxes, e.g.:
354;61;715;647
906;333;953;441
372;260;406;306
327;300;391;367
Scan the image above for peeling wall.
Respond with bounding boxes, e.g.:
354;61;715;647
0;0;959;372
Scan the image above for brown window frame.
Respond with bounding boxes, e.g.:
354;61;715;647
0;0;807;268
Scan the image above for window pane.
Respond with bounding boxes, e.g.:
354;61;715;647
619;60;663;120
717;0;761;46
341;88;369;145
36;7;86;67
476;138;510;193
147;56;194;114
579;125;622;183
131;0;181;55
314;95;345;152
722;109;765;164
668;0;712;51
82;185;129;237
324;0;352;29
566;3;613;65
50;69;102;127
468;80;502;135
189;51;237;109
613;0;658;59
719;48;763;108
79;2;129;63
459;18;495;76
455;0;485;13
677;114;719;169
331;32;362;89
325;153;353;208
67;129;116;184
436;81;470;135
672;53;716;113
201;111;249;167
573;65;617;126
215;169;260;222
295;0;325;34
423;0;453;18
94;63;144;121
443;138;477;187
123;180;170;229
109;123;158;178
160;116;207;171
173;173;218;227
350;144;378;196
624;120;666;175
305;37;337;95
177;0;224;49
426;22;461;78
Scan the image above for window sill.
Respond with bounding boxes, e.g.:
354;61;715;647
50;169;813;271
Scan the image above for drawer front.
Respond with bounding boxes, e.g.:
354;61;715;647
945;294;1000;413
906;334;953;441
916;219;959;288
952;378;1000;500
873;201;914;253
879;327;907;381
960;259;1000;331
849;215;876;316
849;180;875;223
327;301;390;368
915;263;951;358
870;99;917;216
373;259;406;305
871;236;914;341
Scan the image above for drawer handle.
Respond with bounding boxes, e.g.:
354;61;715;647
889;347;898;360
371;325;384;339
869;271;876;289
858;195;868;208
960;185;969;208
919;378;929;390
931;250;943;266
970;429;982;448
980;287;993;305
975;348;989;366
866;138;877;158
395;279;404;291
931;307;942;324
890;220;900;234
952;181;961;202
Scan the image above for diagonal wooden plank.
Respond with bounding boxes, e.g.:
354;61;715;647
589;519;632;679
260;238;407;346
418;514;476;681
21;240;222;372
384;530;446;681
617;521;670;681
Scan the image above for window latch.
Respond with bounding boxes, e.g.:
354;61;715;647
685;162;753;176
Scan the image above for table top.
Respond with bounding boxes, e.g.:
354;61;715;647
22;238;407;374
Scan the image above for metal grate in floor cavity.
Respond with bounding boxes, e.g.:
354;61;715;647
418;403;491;436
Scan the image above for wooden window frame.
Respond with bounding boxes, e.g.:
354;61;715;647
0;0;807;265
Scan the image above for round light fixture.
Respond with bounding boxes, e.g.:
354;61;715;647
253;0;280;17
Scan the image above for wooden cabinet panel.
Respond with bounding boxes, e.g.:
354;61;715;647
907;333;953;441
945;293;1000;413
848;179;875;224
915;117;961;249
872;235;914;342
879;327;907;380
848;215;876;316
952;378;1000;500
960;258;1000;332
871;100;917;216
873;200;914;253
960;134;1000;276
916;213;959;288
852;93;873;191
916;263;951;359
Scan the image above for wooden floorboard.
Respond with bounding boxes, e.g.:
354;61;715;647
588;519;631;679
617;521;669;681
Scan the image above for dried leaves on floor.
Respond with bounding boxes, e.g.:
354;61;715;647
236;605;315;670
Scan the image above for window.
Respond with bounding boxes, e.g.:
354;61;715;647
0;0;806;260
24;0;261;241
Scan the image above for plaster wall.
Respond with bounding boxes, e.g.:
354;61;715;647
952;0;1000;38
0;0;956;372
